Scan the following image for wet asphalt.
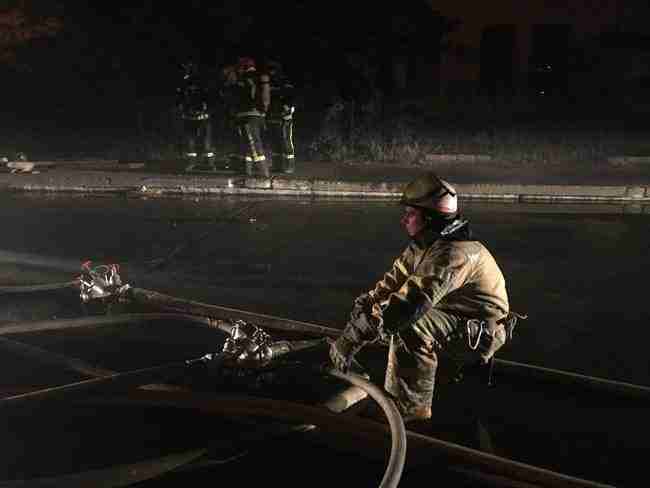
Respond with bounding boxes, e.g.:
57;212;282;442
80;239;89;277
0;191;648;487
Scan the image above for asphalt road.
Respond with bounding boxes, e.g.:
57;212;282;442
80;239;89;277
0;193;648;487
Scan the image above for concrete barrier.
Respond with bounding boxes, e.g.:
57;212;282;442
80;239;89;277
1;168;649;204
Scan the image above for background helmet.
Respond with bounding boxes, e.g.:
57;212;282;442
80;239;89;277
181;61;198;78
400;172;458;216
237;56;256;70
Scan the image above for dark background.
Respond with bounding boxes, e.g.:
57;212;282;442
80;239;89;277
2;1;650;160
3;2;442;119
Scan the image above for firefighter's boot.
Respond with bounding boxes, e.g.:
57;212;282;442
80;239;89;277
256;160;270;178
282;156;295;174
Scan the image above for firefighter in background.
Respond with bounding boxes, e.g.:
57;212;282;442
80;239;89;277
263;59;296;174
227;56;270;177
217;63;240;168
176;61;214;163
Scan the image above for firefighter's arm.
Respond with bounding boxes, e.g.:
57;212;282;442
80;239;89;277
368;247;411;304
379;248;470;333
259;73;271;113
376;278;448;334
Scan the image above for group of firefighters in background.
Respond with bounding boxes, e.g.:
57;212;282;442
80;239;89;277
176;56;296;177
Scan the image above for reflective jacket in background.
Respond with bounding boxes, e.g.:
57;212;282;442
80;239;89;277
229;68;269;117
268;72;295;120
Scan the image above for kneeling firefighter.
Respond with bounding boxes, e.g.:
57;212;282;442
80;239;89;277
329;172;518;422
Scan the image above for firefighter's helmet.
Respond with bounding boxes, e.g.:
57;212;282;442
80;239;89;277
181;61;198;77
400;172;458;215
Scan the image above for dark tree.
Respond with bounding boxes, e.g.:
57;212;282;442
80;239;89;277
0;0;62;66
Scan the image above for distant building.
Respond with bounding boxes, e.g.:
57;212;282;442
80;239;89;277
432;0;623;97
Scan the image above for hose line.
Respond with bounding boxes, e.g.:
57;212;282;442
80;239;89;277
0;312;232;336
0;338;406;488
0;283;614;487
325;367;407;488
0;281;78;294
82;382;407;488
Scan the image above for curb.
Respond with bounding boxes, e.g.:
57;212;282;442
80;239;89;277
607;156;650;166
1;170;649;204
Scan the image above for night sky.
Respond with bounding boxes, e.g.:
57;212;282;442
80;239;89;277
5;1;649;102
2;0;650;156
3;2;448;126
1;2;491;94
4;2;650;87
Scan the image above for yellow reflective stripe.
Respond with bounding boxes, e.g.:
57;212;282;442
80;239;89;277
242;125;258;160
395;258;409;276
236;110;264;117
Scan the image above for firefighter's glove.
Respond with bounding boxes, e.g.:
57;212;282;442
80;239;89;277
381;296;430;336
328;336;362;374
329;302;382;373
331;312;380;373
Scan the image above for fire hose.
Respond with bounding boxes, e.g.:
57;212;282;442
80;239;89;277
0;281;78;294
0;260;627;487
0;313;407;488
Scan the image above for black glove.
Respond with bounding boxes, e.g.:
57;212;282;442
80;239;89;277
329;307;379;373
381;294;430;335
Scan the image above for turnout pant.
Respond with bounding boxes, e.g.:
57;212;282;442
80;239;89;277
181;118;212;157
267;115;295;172
234;115;268;174
384;308;478;416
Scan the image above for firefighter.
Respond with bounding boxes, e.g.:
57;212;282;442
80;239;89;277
329;172;520;423
226;56;270;177
217;63;240;167
263;59;296;174
176;61;214;163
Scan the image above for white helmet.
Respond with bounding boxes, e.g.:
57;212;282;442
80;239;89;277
400;172;458;216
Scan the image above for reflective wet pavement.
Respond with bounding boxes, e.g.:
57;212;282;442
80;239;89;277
0;193;648;487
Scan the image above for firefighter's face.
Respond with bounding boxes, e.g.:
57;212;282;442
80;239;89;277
401;206;426;237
